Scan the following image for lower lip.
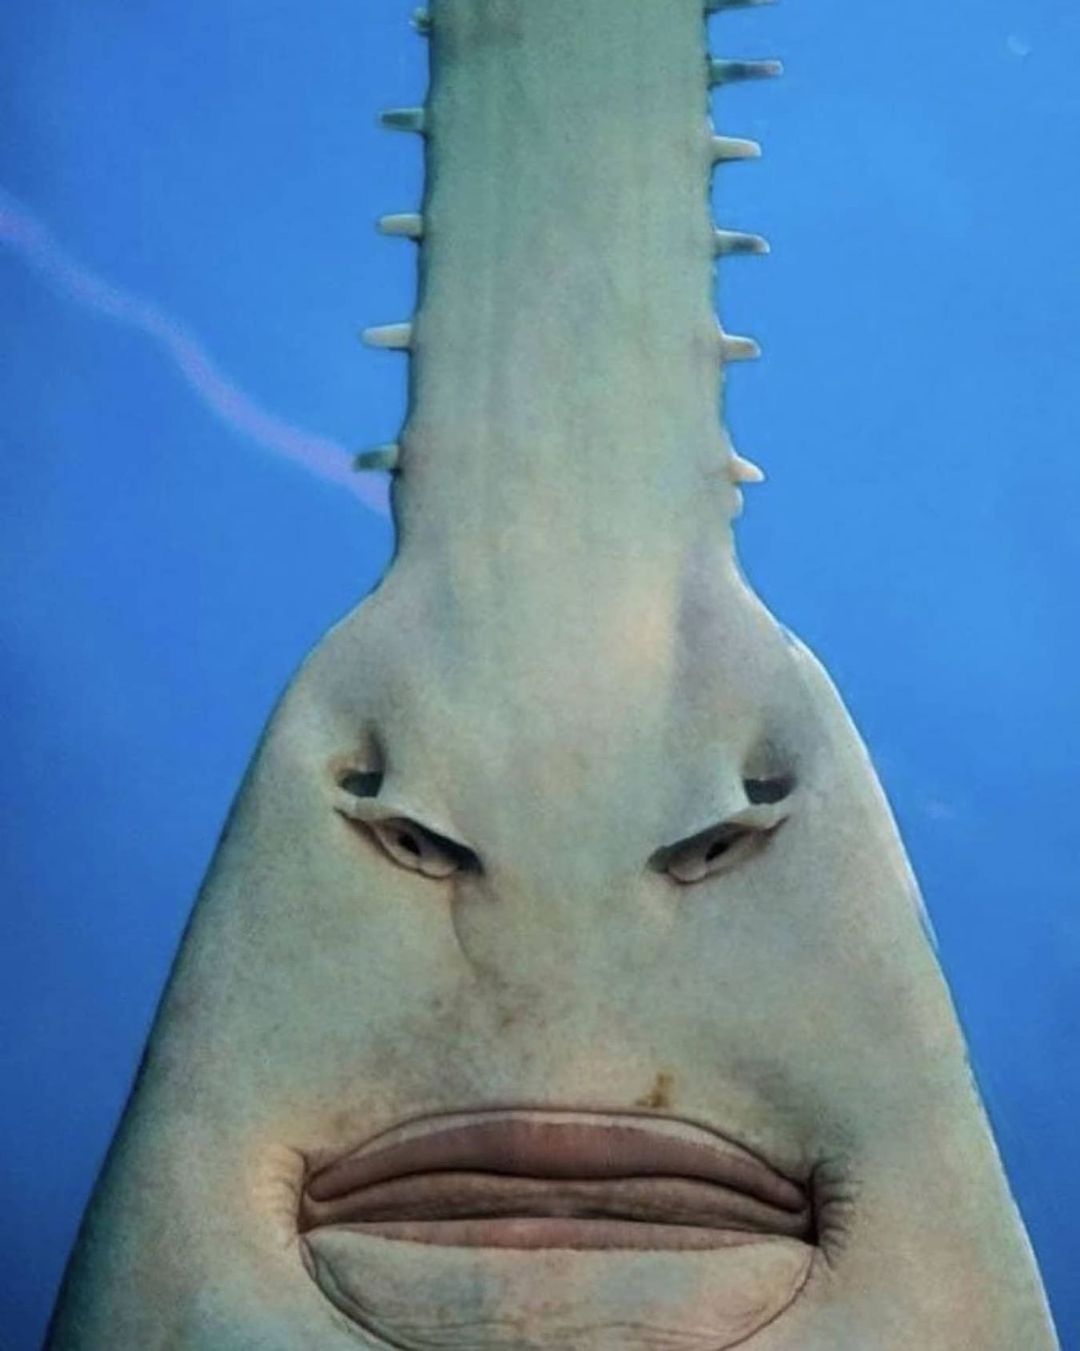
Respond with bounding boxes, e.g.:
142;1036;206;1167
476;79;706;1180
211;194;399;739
332;1218;778;1251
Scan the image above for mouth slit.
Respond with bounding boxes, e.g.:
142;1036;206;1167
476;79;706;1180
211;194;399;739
300;1111;816;1252
300;1169;813;1241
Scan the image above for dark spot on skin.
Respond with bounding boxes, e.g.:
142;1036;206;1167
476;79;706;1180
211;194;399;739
328;1109;356;1138
634;1071;675;1111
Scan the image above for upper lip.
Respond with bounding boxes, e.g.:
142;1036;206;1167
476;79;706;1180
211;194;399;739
301;1109;813;1239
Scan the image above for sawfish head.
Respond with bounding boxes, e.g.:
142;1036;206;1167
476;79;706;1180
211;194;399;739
48;0;1056;1345
48;543;1056;1350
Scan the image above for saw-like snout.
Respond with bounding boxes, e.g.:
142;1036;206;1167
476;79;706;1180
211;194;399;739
45;0;1059;1343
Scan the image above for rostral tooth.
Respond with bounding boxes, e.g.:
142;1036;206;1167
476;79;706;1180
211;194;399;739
708;58;784;85
719;331;762;362
713;229;770;256
362;323;413;350
730;453;766;483
354;444;402;473
378;107;427;135
710;135;762;162
378;213;424;240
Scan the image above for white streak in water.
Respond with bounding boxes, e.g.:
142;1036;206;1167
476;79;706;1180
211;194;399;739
0;186;389;517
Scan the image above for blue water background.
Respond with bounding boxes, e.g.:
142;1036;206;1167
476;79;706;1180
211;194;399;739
1;0;1076;1344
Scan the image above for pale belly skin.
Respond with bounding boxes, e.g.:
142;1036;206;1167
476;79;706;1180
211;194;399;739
48;554;1058;1351
47;0;1058;1344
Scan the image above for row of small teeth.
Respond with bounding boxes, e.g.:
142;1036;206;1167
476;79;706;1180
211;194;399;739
360;0;778;490
712;0;777;487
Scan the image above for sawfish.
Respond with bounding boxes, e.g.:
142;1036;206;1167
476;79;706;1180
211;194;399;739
49;1;1058;1346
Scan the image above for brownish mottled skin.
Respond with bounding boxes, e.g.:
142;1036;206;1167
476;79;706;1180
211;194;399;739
50;1;1058;1347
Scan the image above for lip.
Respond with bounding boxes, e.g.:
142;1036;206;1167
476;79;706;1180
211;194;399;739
301;1109;813;1250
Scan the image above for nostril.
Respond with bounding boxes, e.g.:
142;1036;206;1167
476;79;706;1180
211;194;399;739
395;828;422;856
704;828;748;862
741;735;798;808
743;774;795;806
339;770;384;798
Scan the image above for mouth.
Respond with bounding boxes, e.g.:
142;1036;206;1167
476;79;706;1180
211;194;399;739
300;1108;814;1251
